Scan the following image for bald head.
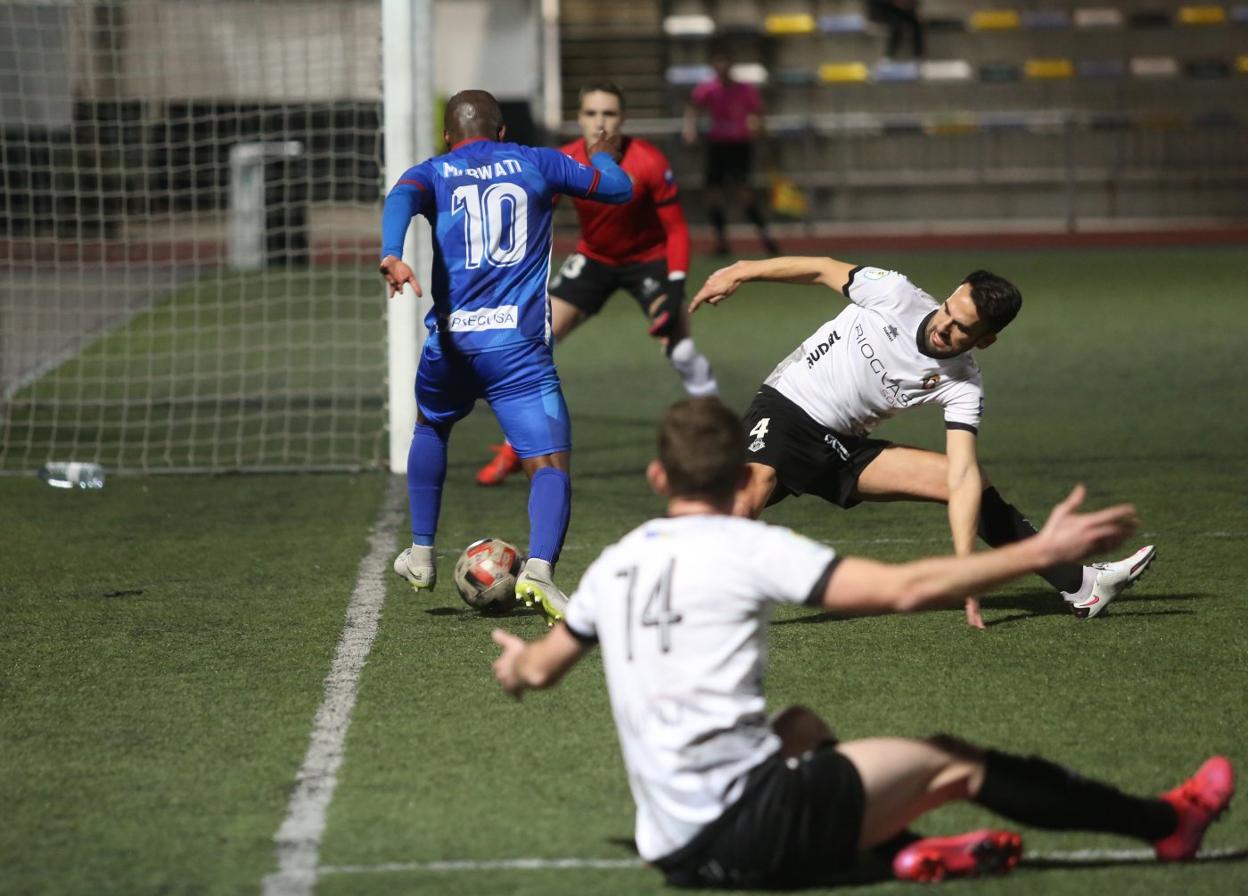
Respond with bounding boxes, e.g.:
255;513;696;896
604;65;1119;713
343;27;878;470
444;90;505;145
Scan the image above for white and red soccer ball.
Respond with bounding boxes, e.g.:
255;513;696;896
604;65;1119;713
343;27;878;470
453;537;522;614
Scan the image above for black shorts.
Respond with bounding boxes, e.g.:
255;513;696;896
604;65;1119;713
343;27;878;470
548;253;669;318
705;141;753;188
743;385;891;509
654;744;865;890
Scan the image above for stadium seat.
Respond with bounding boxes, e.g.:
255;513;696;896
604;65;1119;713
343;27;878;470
873;60;921;83
1231;6;1248;24
1129;11;1172;28
979;63;1022;82
1194;110;1239;128
818;13;868;33
775;67;818;84
764;13;816;35
666;64;713;85
1078;59;1126;79
818;62;870;83
979;112;1029;131
925;115;978;136
1024;59;1075;79
1130;57;1179;77
663;14;716;36
1238;55;1248;74
1185;59;1231;78
1177;5;1228;25
920;59;974;81
731;62;769;84
969;10;1021;30
1022;10;1070;29
1073;8;1125;28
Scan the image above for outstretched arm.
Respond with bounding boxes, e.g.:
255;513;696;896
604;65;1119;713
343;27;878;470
820;485;1136;617
492;624;587;700
689;257;858;312
945;428;986;629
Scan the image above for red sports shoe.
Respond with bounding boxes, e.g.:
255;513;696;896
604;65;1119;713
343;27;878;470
892;829;1022;883
1154;755;1235;862
476;442;521;486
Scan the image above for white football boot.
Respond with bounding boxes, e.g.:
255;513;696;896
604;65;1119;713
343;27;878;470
515;558;568;627
1070;545;1157;619
394;544;437;592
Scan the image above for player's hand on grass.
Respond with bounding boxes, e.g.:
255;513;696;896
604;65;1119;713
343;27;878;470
586;128;622;162
689;263;746;312
964;597;984;630
1036;485;1138;565
491;628;528;700
380;255;422;299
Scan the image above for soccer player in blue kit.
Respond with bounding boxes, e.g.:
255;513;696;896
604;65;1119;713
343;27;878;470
379;90;631;623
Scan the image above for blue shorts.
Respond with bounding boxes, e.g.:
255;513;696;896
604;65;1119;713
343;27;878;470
416;335;571;458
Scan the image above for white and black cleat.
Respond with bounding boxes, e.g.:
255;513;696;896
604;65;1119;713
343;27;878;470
1072;545;1157;619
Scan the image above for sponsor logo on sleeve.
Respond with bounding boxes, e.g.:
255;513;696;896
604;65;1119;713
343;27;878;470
445;305;520;332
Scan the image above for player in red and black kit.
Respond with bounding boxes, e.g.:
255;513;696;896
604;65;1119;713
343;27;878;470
478;82;718;486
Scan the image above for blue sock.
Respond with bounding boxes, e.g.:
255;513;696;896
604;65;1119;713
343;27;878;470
407;422;448;546
527;467;571;565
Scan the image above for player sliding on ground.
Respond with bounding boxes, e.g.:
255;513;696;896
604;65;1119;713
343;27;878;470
689;256;1155;627
476;82;718;487
380;90;631;623
491;398;1233;888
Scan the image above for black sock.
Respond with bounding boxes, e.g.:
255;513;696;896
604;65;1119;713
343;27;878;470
709;209;726;244
974;750;1177;843
978;486;1084;593
744;204;767;231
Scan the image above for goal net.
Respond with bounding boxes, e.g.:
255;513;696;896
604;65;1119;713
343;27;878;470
1;0;387;473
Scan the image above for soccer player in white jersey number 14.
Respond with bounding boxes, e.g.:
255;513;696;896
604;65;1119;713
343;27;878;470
491;397;1230;889
688;256;1156;627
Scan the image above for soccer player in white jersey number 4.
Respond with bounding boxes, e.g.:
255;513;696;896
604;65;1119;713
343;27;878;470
689;256;1156;627
491;398;1232;888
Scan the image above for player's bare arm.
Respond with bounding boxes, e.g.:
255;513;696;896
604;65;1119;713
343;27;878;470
945;428;986;628
689;257;859;312
821;485;1137;617
491;624;586;699
379;255;422;299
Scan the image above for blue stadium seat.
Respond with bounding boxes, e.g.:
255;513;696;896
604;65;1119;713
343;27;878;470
818;13;868;34
1078;59;1126;79
1231;5;1248;24
666;64;713;85
1022;10;1070;29
873;60;921;83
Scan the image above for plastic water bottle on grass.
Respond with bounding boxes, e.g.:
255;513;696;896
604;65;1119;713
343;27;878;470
38;462;106;489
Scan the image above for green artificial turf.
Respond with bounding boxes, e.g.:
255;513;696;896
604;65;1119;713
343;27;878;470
2;247;1246;895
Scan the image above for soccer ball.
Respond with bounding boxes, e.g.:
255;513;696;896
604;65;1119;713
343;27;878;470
453;537;522;614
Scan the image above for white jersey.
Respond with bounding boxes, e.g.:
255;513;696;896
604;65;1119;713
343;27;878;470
764;267;984;436
563;514;837;862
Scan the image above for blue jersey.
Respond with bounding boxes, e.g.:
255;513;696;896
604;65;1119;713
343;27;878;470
382;138;631;353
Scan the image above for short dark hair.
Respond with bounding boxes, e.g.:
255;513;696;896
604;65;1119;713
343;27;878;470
658;398;745;502
443;90;504;143
962;270;1022;332
578;82;625;111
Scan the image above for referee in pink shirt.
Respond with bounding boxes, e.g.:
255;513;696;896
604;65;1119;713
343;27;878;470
682;47;781;257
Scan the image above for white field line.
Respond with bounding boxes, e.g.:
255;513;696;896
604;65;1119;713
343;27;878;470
317;846;1246;877
261;475;407;896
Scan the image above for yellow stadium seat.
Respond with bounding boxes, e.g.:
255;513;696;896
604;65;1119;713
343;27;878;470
764;13;816;35
925;116;979;136
1236;55;1248;74
818;62;870;83
1024;58;1075;79
1177;6;1227;25
969;10;1022;30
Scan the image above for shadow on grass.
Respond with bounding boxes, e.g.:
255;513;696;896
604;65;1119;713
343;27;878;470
984;590;1213;627
771;592;1213;628
1020;848;1248;871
